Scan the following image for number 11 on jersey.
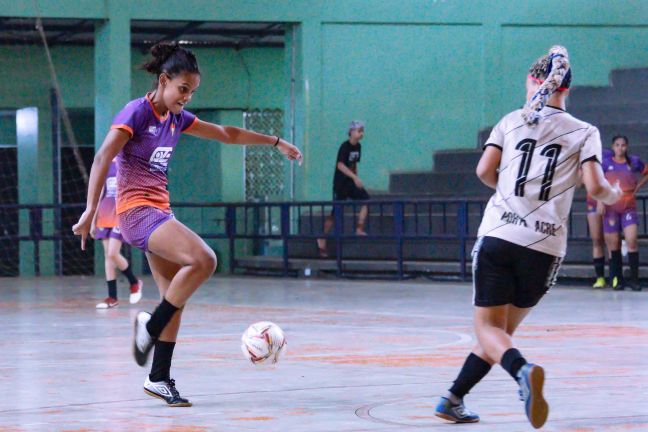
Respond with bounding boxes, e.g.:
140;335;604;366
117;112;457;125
514;139;562;201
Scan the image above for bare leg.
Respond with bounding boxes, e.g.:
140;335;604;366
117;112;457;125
471;305;532;364
146;218;217;308
102;239;117;281
356;204;368;235
317;214;335;254
146;252;183;342
106;237;129;271
587;213;605;258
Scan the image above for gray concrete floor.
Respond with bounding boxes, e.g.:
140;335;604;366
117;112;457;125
0;276;646;431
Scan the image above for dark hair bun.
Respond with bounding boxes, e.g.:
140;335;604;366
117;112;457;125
141;42;199;77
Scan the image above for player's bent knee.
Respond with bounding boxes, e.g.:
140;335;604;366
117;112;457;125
193;248;217;277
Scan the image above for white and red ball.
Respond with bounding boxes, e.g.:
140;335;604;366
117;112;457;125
241;321;287;365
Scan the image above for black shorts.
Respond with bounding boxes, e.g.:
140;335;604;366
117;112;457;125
333;184;370;201
472;236;562;308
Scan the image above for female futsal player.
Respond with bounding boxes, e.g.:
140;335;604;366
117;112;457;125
602;135;648;291
92;157;143;308
434;46;621;429
586;192;607;288
73;42;302;406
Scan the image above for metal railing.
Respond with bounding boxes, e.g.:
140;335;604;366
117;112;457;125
2;196;647;278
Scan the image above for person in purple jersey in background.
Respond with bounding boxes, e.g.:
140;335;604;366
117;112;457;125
602;135;648;291
586;147;613;289
91;157;143;309
73;42;302;407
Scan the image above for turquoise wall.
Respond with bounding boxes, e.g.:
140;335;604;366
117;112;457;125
2;0;648;275
2;0;648;197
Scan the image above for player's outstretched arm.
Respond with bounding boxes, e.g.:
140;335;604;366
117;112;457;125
582;160;621;205
187;119;302;164
634;170;648;194
72;129;130;250
475;146;502;189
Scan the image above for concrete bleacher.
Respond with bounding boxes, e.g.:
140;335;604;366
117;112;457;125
236;67;648;278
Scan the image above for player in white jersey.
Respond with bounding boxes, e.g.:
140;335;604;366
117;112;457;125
434;46;621;429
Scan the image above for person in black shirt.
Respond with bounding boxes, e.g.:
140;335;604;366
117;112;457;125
317;121;370;257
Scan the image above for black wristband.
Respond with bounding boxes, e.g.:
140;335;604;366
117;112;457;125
273;136;280;147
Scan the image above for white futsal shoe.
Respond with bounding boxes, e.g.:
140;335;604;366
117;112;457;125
133;311;154;366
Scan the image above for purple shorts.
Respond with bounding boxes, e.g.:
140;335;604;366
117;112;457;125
119;206;174;252
603;207;638;233
95;226;123;242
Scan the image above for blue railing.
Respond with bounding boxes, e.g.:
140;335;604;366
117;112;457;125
1;196;647;278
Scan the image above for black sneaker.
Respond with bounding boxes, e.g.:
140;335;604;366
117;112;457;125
144;377;192;407
133;311;154;366
627;279;643;292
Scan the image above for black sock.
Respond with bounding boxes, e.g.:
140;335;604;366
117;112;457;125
149;340;176;382
500;348;527;381
107;280;117;299
448;353;492;400
121;264;138;285
629;252;639;281
593;257;605;278
146;298;180;339
610;250;623;282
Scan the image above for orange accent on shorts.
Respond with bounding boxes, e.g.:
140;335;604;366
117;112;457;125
182;116;199;133
111;124;134;137
116;199;170;215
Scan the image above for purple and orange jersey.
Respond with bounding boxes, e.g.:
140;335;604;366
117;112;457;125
111;94;198;214
96;159;119;228
602;153;648;212
585;148;614;212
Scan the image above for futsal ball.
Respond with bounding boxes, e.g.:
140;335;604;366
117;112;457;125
241;321;287;365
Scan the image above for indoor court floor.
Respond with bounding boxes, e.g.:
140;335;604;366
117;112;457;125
0;275;646;431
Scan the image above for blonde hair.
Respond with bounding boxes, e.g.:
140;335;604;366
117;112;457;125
521;45;570;126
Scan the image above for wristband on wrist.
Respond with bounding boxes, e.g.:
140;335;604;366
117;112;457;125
273;136;280;147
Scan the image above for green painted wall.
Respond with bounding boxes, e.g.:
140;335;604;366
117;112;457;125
3;1;648;198
2;1;648;274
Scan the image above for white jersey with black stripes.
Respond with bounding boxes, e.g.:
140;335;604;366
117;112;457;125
477;105;602;257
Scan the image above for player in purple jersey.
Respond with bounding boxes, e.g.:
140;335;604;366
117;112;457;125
602;135;648;291
586;147;614;289
73;42;302;407
91;158;143;308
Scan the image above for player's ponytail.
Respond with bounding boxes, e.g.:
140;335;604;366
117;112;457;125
522;45;571;126
141;41;200;78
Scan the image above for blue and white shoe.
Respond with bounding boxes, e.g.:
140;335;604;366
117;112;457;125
517;364;549;429
434;396;479;423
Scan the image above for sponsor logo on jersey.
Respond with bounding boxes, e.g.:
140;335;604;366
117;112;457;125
535;221;559;236
149;146;173;172
105;177;118;197
500;211;528;227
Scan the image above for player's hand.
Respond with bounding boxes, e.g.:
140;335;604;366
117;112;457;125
72;208;94;251
354;178;364;189
610;181;622;203
90;220;97;240
276;140;303;165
